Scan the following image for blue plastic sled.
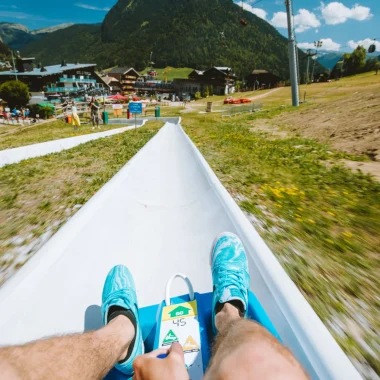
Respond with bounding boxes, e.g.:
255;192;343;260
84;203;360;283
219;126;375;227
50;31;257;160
105;290;280;380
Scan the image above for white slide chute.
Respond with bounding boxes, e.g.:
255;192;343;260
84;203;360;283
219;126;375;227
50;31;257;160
0;123;359;379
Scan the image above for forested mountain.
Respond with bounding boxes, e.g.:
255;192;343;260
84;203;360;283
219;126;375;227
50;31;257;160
21;0;324;79
22;24;102;66
0;23;73;50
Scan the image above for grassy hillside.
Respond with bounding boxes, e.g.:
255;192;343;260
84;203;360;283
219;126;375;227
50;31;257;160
140;67;193;81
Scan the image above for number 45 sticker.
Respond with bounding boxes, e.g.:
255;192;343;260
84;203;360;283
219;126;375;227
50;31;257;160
173;318;186;327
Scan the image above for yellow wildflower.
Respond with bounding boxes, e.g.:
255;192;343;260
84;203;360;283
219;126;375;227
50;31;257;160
327;211;335;217
308;219;315;224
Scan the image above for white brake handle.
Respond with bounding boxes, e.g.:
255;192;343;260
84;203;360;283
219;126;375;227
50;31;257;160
165;273;195;306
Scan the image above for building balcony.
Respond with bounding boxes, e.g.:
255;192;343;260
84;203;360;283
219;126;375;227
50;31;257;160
59;77;96;83
46;87;80;93
134;82;174;89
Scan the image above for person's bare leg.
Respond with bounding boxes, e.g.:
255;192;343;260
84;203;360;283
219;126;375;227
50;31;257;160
205;303;309;380
0;315;134;380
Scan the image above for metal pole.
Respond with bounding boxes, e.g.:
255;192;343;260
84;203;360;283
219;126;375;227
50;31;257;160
11;51;18;81
311;56;316;82
296;44;301;86
304;52;310;102
285;0;299;106
306;50;311;85
312;41;322;83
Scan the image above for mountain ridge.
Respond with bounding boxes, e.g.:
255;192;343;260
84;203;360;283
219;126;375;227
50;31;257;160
0;22;74;50
20;0;324;78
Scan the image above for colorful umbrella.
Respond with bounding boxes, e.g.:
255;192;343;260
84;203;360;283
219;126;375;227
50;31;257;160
107;94;129;100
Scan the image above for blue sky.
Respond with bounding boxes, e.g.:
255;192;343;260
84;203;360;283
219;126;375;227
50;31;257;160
0;0;379;52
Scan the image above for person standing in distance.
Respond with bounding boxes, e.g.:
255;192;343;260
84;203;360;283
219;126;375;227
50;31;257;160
89;96;100;129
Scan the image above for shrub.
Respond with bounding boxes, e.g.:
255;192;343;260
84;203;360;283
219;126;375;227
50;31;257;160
29;104;54;119
194;91;201;100
0;80;29;108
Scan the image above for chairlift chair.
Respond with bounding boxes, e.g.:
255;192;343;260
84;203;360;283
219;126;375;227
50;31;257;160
368;39;376;53
240;0;248;26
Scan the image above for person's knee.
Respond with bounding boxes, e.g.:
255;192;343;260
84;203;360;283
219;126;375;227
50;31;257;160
0;361;22;379
206;319;309;380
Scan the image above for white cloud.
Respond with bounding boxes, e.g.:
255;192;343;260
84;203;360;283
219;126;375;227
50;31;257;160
75;3;111;11
271;11;287;28
246;5;268;20
237;2;267;20
0;11;45;20
321;2;373;25
271;9;321;33
298;38;341;51
348;38;380;51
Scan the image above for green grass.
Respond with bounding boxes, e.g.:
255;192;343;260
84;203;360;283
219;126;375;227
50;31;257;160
260;70;380;108
140;67;193;81
183;110;380;376
0;124;20;136
0;121;164;284
0;119;134;150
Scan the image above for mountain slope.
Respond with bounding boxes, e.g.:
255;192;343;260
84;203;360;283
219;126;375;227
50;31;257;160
101;0;296;77
0;23;36;50
0;40;10;57
22;24;102;66
21;0;324;78
31;23;75;35
316;52;343;71
0;22;74;50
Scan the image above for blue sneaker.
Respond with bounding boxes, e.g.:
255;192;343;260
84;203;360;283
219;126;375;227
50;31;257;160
102;265;144;376
210;232;250;335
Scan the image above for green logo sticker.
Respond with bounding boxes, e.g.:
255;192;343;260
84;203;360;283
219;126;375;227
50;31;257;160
168;305;191;319
162;329;179;345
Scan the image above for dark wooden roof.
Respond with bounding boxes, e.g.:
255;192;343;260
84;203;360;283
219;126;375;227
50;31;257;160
108;67;140;76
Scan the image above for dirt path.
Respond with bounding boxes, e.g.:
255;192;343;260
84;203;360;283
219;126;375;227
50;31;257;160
0;118;57;137
342;160;380;181
250;84;380;181
274;89;380;160
182;88;283;114
246;87;282;101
